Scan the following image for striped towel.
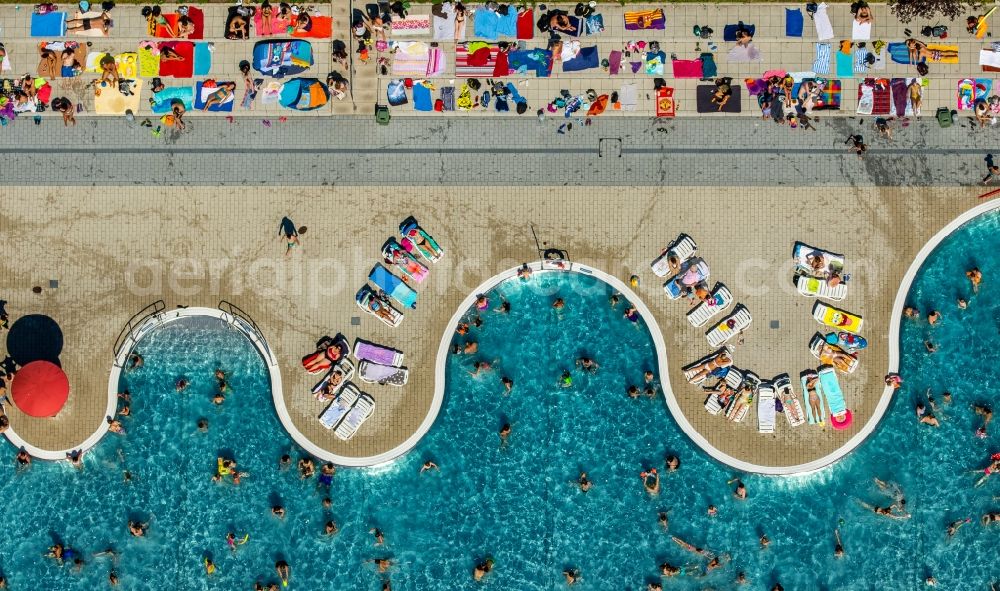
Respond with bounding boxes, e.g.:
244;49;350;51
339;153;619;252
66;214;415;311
854;49;869;73
813;43;831;74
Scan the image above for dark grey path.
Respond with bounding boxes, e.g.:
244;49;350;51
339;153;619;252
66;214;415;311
1;115;995;186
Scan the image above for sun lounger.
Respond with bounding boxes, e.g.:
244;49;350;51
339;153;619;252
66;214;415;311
319;383;360;429
812;301;863;334
354;339;404;367
725;366;744;390
687;283;733;327
651;234;697;277
704;393;724;414
800;370;827;424
757;381;776;433
334;392;375;440
382;238;429;284
809;332;859;374
311;359;355;398
792;241;845;277
369;264;418;309
705;305;752;347
682;345;734;385
795;274;847;301
399;217;444;263
774;374;805;427
819;366;853;430
356;285;404;327
359;360;409;386
664;259;710;299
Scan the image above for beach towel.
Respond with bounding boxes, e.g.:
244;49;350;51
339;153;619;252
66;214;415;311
194;81;235;111
886;42;912;64
426;46;446;77
94;78;142;114
253;40;314;78
278;77;328;110
563;45;598;72
291;15;333;39
786;8;803;37
388;78;408;105
835;50;853;78
795;78;841;109
116;52;138;79
609;50;621;75
0;50;10;73
644;51;665;75
154;7;205;39
696;85;741;113
392;41;431;75
723;22;754;42
672;59;703;79
871;44;887;71
31;12;67;37
413;81;433;111
700;52;717;78
870;80;891;114
138;44;160;77
253;12;290;36
856;83;873;114
814;43;831;74
359;360;408;386
392;15;431;36
890;77;908;116
851;20;871;41
814;2;834;41
508;48;552;77
432;4;455;40
493;48;510;77
980;49;1000;71
728;43;762;63
150;86;194;113
440;85;455;110
194;42;212;76
624;9;665;31
474;8;500;40
655;86;675;117
854;48;869;73
619;83;637;111
517;8;533;39
958;77;992;110
455;43;497;77
354;340;403;366
497;9;518;37
157;42;194;78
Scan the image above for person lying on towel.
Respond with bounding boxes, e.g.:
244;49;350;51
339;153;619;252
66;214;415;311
711;77;733;111
904;38;956;64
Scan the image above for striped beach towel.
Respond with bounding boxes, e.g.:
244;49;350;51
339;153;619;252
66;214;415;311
624;9;665;31
455;43;498;77
813;43;831;74
854;49;869;73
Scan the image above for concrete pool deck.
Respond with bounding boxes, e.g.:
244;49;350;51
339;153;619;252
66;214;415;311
0;187;991;471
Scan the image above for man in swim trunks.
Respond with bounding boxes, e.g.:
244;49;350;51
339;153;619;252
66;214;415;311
67;12;112;34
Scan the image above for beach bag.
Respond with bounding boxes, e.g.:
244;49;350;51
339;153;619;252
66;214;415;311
805;2;818;19
935;106;952;128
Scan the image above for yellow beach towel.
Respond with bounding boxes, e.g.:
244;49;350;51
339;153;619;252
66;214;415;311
926;44;959;64
138;45;160;78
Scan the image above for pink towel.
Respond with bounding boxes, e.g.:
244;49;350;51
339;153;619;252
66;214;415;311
671;59;703;79
609;50;621;75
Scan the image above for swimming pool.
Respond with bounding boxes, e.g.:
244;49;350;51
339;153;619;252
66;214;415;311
0;211;998;589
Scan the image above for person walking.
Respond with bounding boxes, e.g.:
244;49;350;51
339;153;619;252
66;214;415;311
983;154;999;184
845;134;867;157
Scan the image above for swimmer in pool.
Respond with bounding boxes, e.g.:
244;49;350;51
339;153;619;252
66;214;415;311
499;423;511;447
559;371;573;388
324;521;338;536
552;297;565;310
176;378;189;392
128;520;148;537
658;510;669;530
577;472;592;492
641;469;660;496
575;357;599;373
967;267;982;293
501;376;513;394
370;528;385;546
665;455;680;471
420;461;439;473
834;529;844;558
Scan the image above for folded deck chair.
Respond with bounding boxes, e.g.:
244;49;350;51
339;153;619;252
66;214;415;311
383;238;429;283
795;274;848;301
651;233;697;277
369;264;419;309
354;339;405;367
682;345;734;385
319;383;360;429
334;392;376;440
687;283;733;327
774;374;805;427
359;360;409;386
819;366;853;430
356;285;404;327
399;218;444;263
812;301;863;334
792;241;845;276
800;370;827;424
706;305;752;347
312;359;355;398
809;332;859;374
757;382;776;433
664;259;710;299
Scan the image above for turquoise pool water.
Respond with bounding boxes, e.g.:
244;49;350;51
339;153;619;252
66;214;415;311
1;211;999;589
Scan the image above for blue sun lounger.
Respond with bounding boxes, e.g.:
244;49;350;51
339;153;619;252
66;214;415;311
369;264;418;309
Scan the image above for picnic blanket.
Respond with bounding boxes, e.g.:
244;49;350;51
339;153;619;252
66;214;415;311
455;42;497;77
814;2;834;41
151;86;194;113
31;12;66;37
157;41;194;78
786;8;803;37
94;79;142;114
391;15;431;36
857;79;890;115
194;81;235;111
958;77;991;110
387;78;408;105
696;84;741;113
508;48;552;77
624;9;665;31
672;59;703;78
138;43;160;77
723;22;754;42
813;43;831;74
392;41;431;75
563;45;599;72
253;40;313;78
291;15;333;39
154;7;205;39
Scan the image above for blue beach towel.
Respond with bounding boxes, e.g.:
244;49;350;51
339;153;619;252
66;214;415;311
723;22;754;42
785;9;803;37
412;82;432;111
819;369;847;416
151;86;194;113
31;12;66;36
473;9;500;40
700;52;717;78
562;45;599;72
369;264;418;309
813;43;831;74
505;82;526;106
194;43;212;76
508;49;552;77
887;42;917;64
496;9;517;38
835;51;854;78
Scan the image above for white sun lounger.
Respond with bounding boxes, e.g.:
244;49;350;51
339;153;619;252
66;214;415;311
651;234;697;277
359;360;409;386
311;359;355;398
682;345;734;385
704;393;723;415
319;383;360;429
704;366;743;415
774;374;805;427
334;392;376;441
809;332;859;374
705;305;752;347
795;274;848;301
664;259;710;299
757;381;776;433
725;367;744;390
687;283;733;327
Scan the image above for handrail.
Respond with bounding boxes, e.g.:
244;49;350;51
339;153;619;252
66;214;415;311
113;300;166;357
218;300;275;365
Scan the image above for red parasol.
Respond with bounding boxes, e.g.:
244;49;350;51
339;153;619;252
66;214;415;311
11;360;69;418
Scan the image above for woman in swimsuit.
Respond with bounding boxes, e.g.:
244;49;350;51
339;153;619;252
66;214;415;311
687;352;733;384
454;3;466;40
228;14;249;39
260;1;274;35
201;82;236;111
294;13;312;33
176;16;196;38
804;374;823;422
905;38;957;64
99;54;119;85
67;12;112;34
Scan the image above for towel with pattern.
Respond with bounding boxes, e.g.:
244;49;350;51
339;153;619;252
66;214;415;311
813;43;831;74
854;48;870;73
624;9;665;31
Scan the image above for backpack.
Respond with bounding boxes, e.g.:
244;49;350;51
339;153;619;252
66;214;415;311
805;2;818;19
935;107;953;128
